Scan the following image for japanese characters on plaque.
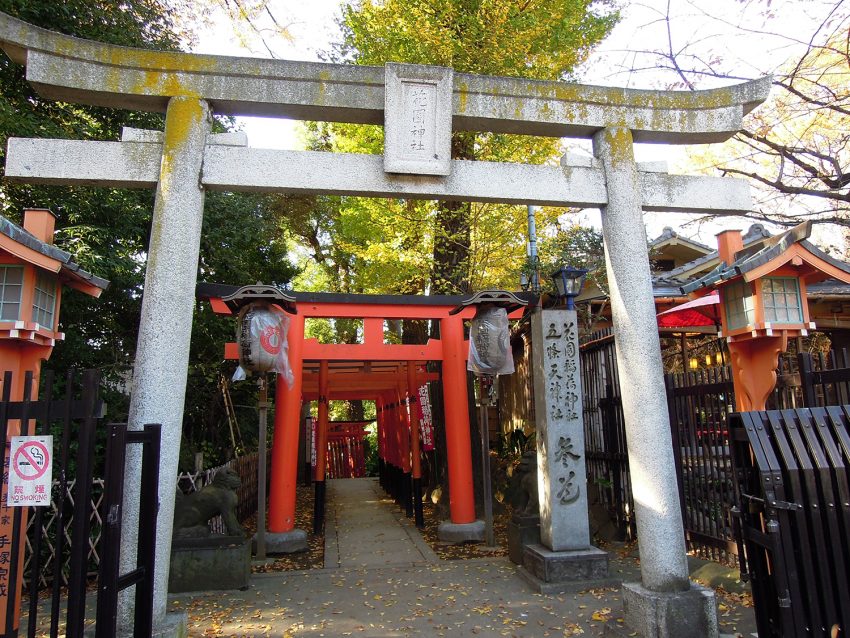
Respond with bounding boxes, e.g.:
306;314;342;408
405;83;435;156
384;63;452;176
543;319;582;506
417;385;435;452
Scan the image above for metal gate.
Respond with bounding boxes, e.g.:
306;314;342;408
0;370;161;638
730;407;850;637
579;329;633;539
665;366;738;563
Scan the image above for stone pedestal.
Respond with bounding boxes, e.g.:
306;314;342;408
507;515;540;565
614;581;719;638
519;544;616;594
169;536;250;593
437;519;484;542
263;528;308;554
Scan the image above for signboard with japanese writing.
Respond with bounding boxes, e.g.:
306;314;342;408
531;309;589;552
308;417;317;466
417;385;435;452
7;436;52;507
384;63;452;176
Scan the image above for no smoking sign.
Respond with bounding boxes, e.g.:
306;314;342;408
7;436;52;507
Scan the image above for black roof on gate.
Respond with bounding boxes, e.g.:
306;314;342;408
196;282;537;307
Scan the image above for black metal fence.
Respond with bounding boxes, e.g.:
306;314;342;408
580;329;634;539
730;407;850;637
579;333;850;566
0;370;160;638
666;366;737;563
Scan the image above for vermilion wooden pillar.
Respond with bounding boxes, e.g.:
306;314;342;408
268;313;304;533
439;316;476;524
377;395;386;489
397;386;410;474
397;383;413;517
386;392;398;499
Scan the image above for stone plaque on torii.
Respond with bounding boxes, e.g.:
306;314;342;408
0;11;769;637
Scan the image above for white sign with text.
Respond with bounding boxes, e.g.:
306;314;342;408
7;436;52;507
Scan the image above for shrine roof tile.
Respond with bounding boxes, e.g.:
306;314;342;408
0;215;109;290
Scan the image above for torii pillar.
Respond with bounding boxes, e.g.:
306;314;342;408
594;127;718;637
266;313;308;552
119;97;210;634
437;315;483;541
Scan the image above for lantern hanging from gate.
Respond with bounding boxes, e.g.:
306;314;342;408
233;301;294;386
468;305;515;376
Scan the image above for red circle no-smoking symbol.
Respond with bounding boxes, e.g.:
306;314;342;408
13;441;49;481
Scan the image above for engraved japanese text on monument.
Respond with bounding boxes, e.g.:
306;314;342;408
544;320;582;505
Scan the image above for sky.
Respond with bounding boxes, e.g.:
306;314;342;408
189;0;838;246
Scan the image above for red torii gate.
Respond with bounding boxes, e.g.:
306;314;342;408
301;360;438;527
198;286;527;543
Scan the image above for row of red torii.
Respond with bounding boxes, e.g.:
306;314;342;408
201;284;525;541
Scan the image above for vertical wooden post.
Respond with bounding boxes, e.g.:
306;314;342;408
268;313;305;533
407;364;424;528
439;316;476;524
313;360;329;533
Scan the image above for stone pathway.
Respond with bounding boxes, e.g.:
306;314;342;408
19;476;757;637
323;478;438;569
165;477;758;637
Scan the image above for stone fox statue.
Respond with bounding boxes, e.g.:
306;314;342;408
173;467;244;538
514;450;540;518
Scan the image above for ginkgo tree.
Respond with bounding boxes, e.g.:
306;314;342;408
277;0;619;299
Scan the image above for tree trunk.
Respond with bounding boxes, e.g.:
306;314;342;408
432;133;475;295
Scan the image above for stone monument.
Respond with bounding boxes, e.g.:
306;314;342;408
519;308;613;592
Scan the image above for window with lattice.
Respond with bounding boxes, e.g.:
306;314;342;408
0;266;24;321
724;279;755;331
32;271;56;328
761;277;802;324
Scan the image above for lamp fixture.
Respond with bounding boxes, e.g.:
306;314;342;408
550;265;588;311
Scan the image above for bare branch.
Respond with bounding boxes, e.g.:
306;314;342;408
720;166;850;203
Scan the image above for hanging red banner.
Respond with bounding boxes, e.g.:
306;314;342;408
418;385;435;451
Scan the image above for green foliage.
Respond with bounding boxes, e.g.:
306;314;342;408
334;0;618;80
538;222;607;295
0;0;184;415
364;429;379;477
498;428;536;457
280;0;619;297
0;2;297;460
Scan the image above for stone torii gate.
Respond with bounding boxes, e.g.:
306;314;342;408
0;11;769;637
